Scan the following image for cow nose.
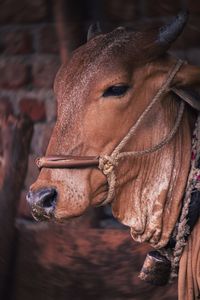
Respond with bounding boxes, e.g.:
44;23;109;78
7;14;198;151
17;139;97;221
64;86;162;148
26;188;57;218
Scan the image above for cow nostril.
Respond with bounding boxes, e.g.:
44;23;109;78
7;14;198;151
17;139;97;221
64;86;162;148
27;188;57;220
27;188;57;209
42;189;57;208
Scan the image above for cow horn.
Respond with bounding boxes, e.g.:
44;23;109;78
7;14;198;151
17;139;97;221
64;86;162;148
158;11;189;45
87;22;102;41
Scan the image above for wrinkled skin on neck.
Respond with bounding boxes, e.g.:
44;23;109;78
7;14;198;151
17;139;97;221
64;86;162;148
30;28;199;249
112;91;192;248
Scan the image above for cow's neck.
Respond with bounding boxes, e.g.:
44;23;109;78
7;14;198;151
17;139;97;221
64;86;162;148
112;94;195;249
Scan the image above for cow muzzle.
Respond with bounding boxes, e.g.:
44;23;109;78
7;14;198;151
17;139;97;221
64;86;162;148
26;188;57;221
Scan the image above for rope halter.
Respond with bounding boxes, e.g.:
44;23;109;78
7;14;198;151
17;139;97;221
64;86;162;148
36;59;185;205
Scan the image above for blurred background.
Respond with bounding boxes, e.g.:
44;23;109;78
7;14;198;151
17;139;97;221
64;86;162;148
0;0;200;299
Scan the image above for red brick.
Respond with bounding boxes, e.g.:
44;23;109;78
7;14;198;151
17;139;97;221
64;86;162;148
145;0;181;17
0;59;28;89
19;98;46;122
32;56;60;88
0;0;47;24
1;30;33;54
38;25;59;54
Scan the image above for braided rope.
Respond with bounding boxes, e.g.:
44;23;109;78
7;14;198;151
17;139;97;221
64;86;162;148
99;59;185;205
117;101;185;160
99;155;118;204
169;114;200;281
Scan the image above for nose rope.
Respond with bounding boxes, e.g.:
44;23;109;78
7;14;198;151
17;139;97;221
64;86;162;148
98;155;119;204
98;59;185;205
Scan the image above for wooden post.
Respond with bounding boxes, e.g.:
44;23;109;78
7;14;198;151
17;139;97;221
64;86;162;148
0;100;33;298
53;0;70;64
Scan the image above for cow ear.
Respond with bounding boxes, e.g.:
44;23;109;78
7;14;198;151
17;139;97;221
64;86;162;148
171;87;200;111
171;63;200;111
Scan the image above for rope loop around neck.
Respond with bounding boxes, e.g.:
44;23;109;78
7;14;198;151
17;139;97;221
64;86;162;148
99;59;185;205
111;59;184;159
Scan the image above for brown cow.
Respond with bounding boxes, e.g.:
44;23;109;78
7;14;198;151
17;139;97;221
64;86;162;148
27;12;200;300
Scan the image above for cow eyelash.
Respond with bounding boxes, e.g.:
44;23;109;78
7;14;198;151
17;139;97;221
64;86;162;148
102;85;130;98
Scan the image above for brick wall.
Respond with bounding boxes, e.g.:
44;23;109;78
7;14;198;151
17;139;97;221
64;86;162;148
0;0;200;220
0;0;60;217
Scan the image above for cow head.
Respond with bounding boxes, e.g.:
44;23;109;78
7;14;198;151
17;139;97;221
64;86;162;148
27;12;200;248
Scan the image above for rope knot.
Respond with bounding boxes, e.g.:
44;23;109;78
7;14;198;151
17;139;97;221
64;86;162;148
99;155;118;175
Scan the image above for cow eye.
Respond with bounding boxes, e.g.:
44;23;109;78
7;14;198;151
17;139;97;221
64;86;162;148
103;85;129;97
